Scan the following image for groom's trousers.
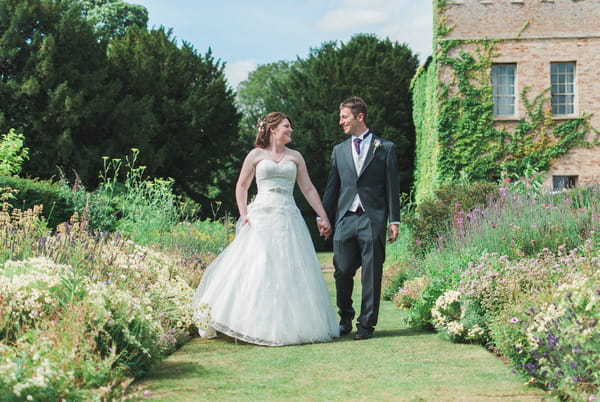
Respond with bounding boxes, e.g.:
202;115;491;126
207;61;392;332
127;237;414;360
333;210;386;334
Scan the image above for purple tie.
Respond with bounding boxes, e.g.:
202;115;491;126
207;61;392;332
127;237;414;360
353;137;362;155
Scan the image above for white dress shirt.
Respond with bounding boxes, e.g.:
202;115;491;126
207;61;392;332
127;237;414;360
350;129;371;212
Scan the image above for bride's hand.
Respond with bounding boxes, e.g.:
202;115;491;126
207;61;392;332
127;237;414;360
241;215;250;226
317;219;332;240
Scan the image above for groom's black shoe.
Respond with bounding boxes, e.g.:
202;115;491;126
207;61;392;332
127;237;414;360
339;323;352;336
354;326;373;340
353;331;372;340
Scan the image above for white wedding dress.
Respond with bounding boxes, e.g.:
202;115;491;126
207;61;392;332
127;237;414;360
192;159;340;346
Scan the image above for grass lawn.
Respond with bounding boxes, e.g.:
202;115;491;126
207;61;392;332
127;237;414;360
128;253;554;401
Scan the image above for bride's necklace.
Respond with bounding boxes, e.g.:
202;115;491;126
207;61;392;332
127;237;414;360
271;148;286;163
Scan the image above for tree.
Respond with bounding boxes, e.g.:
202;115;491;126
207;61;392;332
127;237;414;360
73;0;148;41
1;1;242;215
286;34;419;197
0;0;117;181
107;27;242;215
236;61;293;145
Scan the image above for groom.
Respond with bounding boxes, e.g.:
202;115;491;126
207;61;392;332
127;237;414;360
319;96;400;340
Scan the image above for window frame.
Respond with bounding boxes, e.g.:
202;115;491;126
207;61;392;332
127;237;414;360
491;63;517;119
550;62;576;117
552;175;578;192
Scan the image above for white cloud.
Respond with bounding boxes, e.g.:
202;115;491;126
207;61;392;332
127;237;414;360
315;0;433;63
225;59;257;90
317;8;388;32
380;6;434;62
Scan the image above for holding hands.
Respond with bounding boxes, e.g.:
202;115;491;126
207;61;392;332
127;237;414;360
317;217;332;240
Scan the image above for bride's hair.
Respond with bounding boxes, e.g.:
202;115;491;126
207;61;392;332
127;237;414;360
255;112;293;148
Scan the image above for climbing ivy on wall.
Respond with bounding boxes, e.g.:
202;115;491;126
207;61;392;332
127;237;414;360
410;60;440;205
410;0;598;204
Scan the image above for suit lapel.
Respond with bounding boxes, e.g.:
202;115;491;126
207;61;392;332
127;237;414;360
341;137;358;178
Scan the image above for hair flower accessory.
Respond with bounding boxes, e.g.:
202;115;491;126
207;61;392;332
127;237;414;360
256;118;266;130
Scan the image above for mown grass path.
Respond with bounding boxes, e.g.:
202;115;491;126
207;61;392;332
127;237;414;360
129;255;554;401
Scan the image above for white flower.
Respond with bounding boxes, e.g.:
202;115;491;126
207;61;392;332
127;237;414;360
373;139;382;151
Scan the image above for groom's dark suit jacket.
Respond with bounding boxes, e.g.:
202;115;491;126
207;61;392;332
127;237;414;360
322;132;400;240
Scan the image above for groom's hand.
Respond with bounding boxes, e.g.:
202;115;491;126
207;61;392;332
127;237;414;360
387;224;399;243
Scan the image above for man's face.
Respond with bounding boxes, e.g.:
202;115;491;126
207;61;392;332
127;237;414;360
339;107;362;136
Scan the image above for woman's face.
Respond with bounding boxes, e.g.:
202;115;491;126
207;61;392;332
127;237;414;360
270;118;293;145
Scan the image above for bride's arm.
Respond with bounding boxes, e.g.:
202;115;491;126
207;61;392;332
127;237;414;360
236;149;259;224
294;151;331;230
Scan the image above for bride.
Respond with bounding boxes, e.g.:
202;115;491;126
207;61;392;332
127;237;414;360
192;112;340;346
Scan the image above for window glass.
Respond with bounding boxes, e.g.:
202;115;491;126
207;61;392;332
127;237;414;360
553;175;577;191
492;64;516;117
551;62;575;116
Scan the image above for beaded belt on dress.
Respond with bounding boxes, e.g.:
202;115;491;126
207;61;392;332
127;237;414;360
266;187;290;195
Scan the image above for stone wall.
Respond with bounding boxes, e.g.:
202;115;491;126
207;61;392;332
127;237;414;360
439;0;600;191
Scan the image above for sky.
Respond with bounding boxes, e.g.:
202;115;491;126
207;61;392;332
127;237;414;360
130;0;433;89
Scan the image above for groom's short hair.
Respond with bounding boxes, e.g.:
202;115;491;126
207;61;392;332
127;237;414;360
340;97;368;121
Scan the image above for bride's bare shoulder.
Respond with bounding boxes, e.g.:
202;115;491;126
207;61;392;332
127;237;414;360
287;148;306;163
245;147;267;163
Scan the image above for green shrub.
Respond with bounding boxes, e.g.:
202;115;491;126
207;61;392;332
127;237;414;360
404;180;498;255
57;168;121;233
446;188;599;259
59;149;190;241
393;275;430;310
382;261;411;300
393;183;600;400
0;176;73;229
489;259;599;400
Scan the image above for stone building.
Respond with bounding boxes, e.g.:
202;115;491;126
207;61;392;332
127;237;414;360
412;0;600;200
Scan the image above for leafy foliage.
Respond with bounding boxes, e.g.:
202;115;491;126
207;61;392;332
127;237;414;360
411;6;600;204
0;129;29;176
236;61;293;147
0;0;242;217
107;27;242;215
393;184;600;399
0;175;73;228
0;0;115;180
404;180;498;255
74;0;149;41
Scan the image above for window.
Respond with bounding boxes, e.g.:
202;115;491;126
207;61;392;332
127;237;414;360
551;62;575;116
491;64;516;117
553;175;577;191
